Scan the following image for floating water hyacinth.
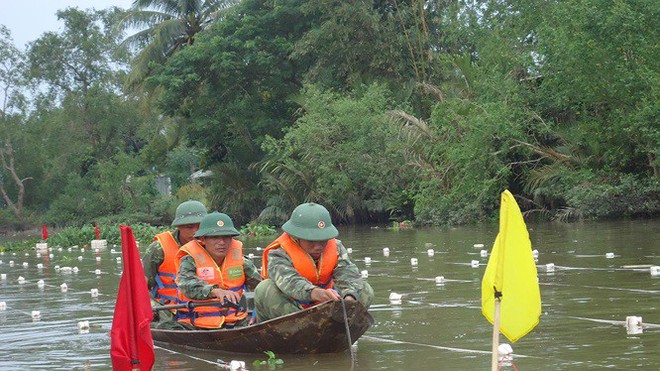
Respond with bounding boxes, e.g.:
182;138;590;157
80;248;85;253
58;248;63;252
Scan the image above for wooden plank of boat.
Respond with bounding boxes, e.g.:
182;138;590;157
151;300;374;354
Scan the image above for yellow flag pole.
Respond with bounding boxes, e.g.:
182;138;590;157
491;295;501;371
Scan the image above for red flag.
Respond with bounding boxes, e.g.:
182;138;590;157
94;224;101;239
42;224;48;240
110;225;154;370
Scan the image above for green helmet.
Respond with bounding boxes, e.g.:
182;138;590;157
172;200;207;226
282;203;338;241
194;211;240;237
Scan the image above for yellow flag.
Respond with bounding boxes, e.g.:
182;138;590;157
481;190;541;342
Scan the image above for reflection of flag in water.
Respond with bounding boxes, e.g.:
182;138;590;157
110;225;154;370
482;190;541;343
94;224;101;239
42;224;48;240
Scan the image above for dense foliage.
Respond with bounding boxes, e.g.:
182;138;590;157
0;0;657;235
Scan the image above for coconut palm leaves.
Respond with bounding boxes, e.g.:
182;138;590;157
117;0;238;87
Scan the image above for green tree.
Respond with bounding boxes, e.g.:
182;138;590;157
118;0;238;87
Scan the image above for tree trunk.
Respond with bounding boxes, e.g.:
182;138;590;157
0;142;31;221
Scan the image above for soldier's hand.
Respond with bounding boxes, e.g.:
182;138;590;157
311;288;341;302
211;288;241;304
343;295;356;301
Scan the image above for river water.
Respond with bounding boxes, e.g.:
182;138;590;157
0;219;658;370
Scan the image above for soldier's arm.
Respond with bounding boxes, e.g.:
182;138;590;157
268;248;317;302
142;241;164;291
176;255;217;300
242;257;263;291
332;240;364;300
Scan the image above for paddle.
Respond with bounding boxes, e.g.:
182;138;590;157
153;299;246;314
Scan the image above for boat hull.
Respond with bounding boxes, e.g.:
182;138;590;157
151;300;373;354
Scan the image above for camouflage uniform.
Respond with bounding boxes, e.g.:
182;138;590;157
177;255;263;299
254;240;374;321
142;230;181;292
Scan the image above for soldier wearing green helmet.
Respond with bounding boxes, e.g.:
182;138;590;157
142;200;207;307
254;203;374;321
175;212;262;328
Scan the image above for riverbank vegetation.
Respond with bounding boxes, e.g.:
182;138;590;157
1;1;657;232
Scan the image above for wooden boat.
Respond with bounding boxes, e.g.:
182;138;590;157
150;300;374;354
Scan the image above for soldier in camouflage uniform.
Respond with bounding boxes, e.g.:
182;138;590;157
142;200;206;325
176;212;262;328
255;203;374;321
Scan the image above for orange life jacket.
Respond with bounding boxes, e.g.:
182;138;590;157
261;232;338;307
152;231;180;305
175;239;247;329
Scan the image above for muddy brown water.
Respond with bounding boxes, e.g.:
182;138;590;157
0;219;658;370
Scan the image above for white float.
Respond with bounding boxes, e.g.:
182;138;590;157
95;269;101;275
90;289;99;298
37;263;43;269
36;253;41;258
229;360;246;370
473;243;484;248
255;246;262;251
31;311;41;320
77;256;83;261
248;253;254;259
54;265;61;271
546;263;555;272
37;280;45;288
9;260;14;267
22;262;28;268
116;257;122;263
360;270;368;278
471;260;480;268
347;248;352;254
435;276;445;285
411;258;419;266
96;257;101;262
72;267;79;273
49;254;54;259
427;249;434;257
0;302;6;310
364;257;372;265
0;274;6;280
606;252;615;258
17;276;25;284
480;250;488;257
60;283;68;292
532;249;539;258
650;266;660;277
383;247;390;256
626;316;643;335
77;320;90;330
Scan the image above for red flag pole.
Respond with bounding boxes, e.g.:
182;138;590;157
42;224;48;241
94;223;101;240
111;225;154;370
